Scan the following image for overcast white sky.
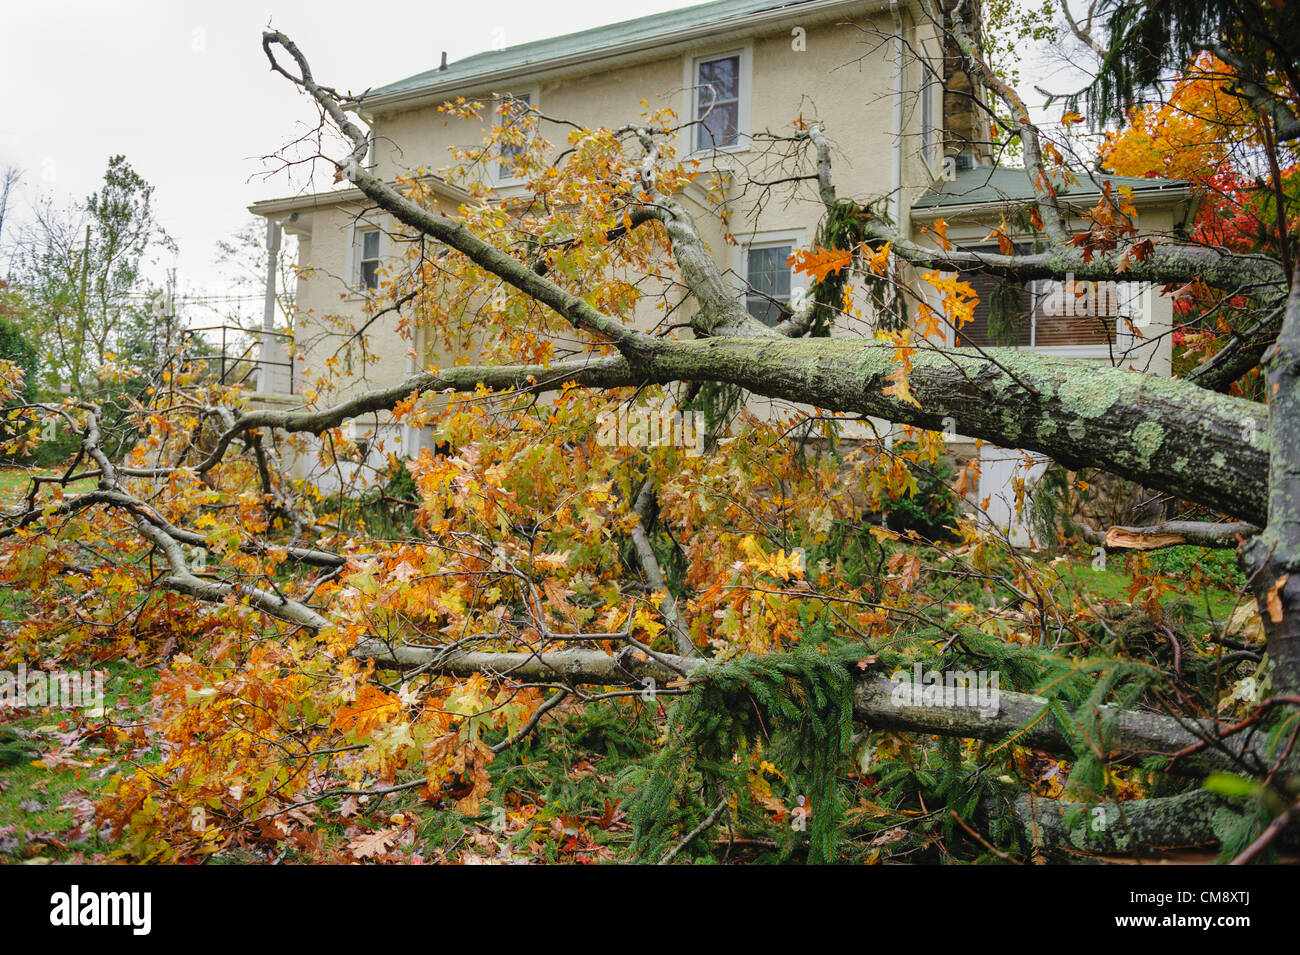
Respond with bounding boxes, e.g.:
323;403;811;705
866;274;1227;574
0;0;697;313
1;0;1072;322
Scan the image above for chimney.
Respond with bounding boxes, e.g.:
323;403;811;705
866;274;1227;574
439;51;448;71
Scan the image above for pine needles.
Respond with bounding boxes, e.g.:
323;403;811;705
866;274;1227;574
626;646;857;863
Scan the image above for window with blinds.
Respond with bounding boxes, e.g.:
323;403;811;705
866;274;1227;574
951;248;1121;349
1032;280;1119;347
953;270;1032;347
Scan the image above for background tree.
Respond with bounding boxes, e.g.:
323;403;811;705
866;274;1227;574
7;155;174;398
0;166;21;249
214;215;297;329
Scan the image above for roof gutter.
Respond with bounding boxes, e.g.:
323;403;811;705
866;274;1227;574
249;175;472;218
910;183;1195;221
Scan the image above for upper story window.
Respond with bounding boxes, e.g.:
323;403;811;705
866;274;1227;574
745;242;794;326
694;54;741;150
355;228;380;291
496;93;532;182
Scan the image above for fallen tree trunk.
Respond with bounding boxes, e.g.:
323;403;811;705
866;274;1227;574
216;337;1270;525
1079;520;1260;551
353;641;1264;775
984;790;1232;856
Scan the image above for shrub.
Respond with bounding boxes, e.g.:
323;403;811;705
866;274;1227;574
883;448;960;542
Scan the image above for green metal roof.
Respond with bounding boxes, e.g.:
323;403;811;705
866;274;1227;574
367;0;827;101
912;165;1189;210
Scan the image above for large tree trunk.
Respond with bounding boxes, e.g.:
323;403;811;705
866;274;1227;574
638;337;1268;524
1245;269;1300;695
233;338;1269;525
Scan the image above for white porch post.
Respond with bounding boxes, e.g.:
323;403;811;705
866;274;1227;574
259;218;286;393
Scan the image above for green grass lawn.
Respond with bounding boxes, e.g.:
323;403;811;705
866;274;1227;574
1054;550;1248;626
0;660;158;863
0;466;96;511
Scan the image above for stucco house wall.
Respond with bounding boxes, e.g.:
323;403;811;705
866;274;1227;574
250;0;1195;529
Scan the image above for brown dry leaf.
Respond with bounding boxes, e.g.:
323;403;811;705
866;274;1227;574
1226;604;1264;643
349;826;400;860
869;827;908;847
888;552;922;592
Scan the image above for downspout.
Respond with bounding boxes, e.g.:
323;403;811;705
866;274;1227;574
889;0;904;230
887;0;905;453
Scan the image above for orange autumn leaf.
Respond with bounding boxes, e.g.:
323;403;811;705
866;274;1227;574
1268;573;1290;623
787;246;854;283
929;218;953;251
863;240;892;275
922;270;979;330
333;684;403;735
880;329;921;408
986;216;1016;256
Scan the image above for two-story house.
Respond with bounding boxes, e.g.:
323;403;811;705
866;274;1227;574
249;0;1193;545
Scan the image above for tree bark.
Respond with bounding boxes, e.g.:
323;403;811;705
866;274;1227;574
985;790;1234;855
211;338;1269;525
1244;268;1300;695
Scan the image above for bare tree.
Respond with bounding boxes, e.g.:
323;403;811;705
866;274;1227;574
0;165;21;251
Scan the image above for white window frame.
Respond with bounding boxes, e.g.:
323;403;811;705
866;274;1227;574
920;63;943;172
489;87;540;188
738;228;806;327
345;220;384;297
1025;278;1147;359
685;45;751;156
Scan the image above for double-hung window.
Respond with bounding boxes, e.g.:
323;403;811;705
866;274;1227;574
355;228;380;292
694;54;741;150
496;93;531;183
745;242;794;326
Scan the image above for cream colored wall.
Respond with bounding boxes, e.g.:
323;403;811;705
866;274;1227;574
291;203;413;403
284;10;946;444
372;16;903;205
370;11;910;334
